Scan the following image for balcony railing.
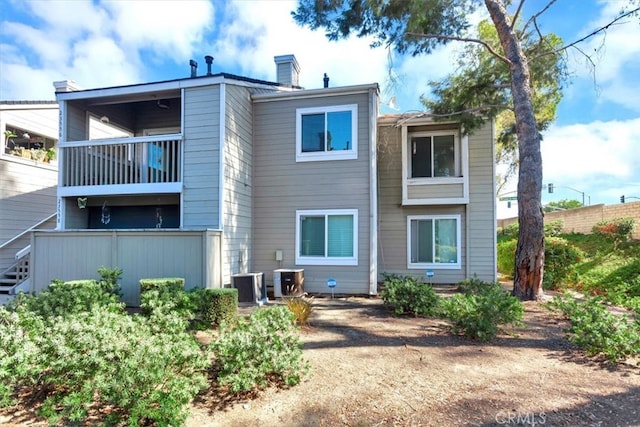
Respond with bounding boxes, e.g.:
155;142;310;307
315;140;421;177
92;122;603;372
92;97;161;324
60;134;181;188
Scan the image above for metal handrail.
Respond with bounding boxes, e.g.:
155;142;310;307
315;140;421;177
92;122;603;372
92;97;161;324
0;213;57;250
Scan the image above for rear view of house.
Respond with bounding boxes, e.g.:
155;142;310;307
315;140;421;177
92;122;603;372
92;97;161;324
19;53;495;306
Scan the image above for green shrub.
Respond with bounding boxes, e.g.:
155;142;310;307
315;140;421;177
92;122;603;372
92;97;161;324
189;287;238;329
0;302;209;425
592;217;636;249
497;239;517;277
497;237;583;289
547;295;640;363
544;220;565;237
139;277;188;316
500;222;519;238
211;306;309;393
139;277;185;293
544;237;584;290
284;296;313;325
380;274;440;316
456;277;503;295
97;266;122;296
440;284;524;341
8;280;125;318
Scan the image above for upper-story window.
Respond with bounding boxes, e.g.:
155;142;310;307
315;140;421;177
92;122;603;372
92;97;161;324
409;131;459;178
3;124;57;162
296;104;358;162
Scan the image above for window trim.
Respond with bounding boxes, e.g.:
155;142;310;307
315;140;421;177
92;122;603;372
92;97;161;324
295;104;358;162
406;214;462;270
295;209;358;266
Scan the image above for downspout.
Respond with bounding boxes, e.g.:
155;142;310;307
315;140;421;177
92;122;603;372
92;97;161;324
369;87;379;295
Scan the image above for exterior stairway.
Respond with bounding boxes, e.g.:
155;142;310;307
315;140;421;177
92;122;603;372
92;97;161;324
0;258;29;305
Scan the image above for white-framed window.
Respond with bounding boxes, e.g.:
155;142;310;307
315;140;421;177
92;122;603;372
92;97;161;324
296;104;358;162
407;215;461;269
408;130;459;178
296;209;358;266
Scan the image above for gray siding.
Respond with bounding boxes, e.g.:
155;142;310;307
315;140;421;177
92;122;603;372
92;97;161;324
0;159;57;269
252;92;373;294
377;121;495;284
466;122;497;281
182;86;221;229
222;84;254;283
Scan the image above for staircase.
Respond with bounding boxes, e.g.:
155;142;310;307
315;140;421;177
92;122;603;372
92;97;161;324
0;252;30;305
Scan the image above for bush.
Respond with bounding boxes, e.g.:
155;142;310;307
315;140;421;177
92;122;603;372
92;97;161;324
380;274;440;316
544;237;584;290
457;277;503;295
97;266;122;296
284;297;313;325
139;277;188;317
440;283;524;341
547;295;640;364
497;239;517;277
544;220;565;237
211;306;309;393
592;217;636;249
8;280;125;318
190;287;238;329
499;222;519;238
0;300;210;425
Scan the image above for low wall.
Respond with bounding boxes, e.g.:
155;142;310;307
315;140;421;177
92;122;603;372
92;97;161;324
498;201;640;240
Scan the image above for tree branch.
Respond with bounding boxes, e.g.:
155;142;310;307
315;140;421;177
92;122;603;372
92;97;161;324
533;6;640;60
510;0;526;31
394;104;513;127
522;0;558;35
406;32;511;65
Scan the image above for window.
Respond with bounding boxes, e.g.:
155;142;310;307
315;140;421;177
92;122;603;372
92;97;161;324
296;104;357;162
296;209;358;266
407;215;461;269
409;132;457;178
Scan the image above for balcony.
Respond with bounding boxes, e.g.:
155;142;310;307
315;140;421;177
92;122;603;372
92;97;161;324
58;134;182;196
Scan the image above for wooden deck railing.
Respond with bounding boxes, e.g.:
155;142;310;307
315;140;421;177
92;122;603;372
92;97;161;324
60;134;182;187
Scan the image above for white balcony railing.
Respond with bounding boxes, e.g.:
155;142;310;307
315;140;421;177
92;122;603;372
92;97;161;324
60;134;181;187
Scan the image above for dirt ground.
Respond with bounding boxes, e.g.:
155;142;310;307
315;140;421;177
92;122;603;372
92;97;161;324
2;289;640;426
188;291;640;427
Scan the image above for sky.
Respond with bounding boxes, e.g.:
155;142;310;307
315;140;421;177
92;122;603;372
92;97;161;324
1;0;638;218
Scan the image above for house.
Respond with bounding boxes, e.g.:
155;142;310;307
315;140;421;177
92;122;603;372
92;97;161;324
0;101;59;302
25;54;495;306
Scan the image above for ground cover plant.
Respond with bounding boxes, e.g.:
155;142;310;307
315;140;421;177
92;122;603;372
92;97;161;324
0;273;309;425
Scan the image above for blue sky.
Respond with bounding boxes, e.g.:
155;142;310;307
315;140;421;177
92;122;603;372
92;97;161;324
1;0;638;218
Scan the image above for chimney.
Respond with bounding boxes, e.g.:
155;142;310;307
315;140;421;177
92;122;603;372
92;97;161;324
204;55;214;76
53;80;82;93
189;59;198;78
274;54;300;87
323;73;329;88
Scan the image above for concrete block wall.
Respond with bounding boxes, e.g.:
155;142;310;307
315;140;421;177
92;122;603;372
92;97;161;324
498;201;640;240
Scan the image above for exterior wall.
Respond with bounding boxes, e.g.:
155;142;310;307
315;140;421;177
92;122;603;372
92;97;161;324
182;85;221;229
377;120;496;284
499;200;640;240
222;84;255;284
252;91;375;294
31;229;222;306
465;122;497;280
0;102;59;271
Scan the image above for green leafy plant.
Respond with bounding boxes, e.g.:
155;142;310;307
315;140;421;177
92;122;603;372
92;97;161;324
440;283;524;341
284;296;313;325
592;217;636;250
496;239;517;277
546;295;640;364
380;274;440;316
189;287;238;329
97;266;122;296
211;306;309;393
544;237;583;290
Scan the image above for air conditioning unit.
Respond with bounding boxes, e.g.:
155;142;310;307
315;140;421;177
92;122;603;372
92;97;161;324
231;272;266;304
273;269;304;297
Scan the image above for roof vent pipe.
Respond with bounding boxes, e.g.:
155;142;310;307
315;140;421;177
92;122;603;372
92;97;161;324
205;55;214;76
189;59;198;78
323;73;329;88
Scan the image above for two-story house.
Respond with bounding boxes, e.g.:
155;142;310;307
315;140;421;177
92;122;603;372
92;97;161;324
25;54;495;306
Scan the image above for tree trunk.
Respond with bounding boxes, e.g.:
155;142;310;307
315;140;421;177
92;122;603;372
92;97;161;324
485;0;545;300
